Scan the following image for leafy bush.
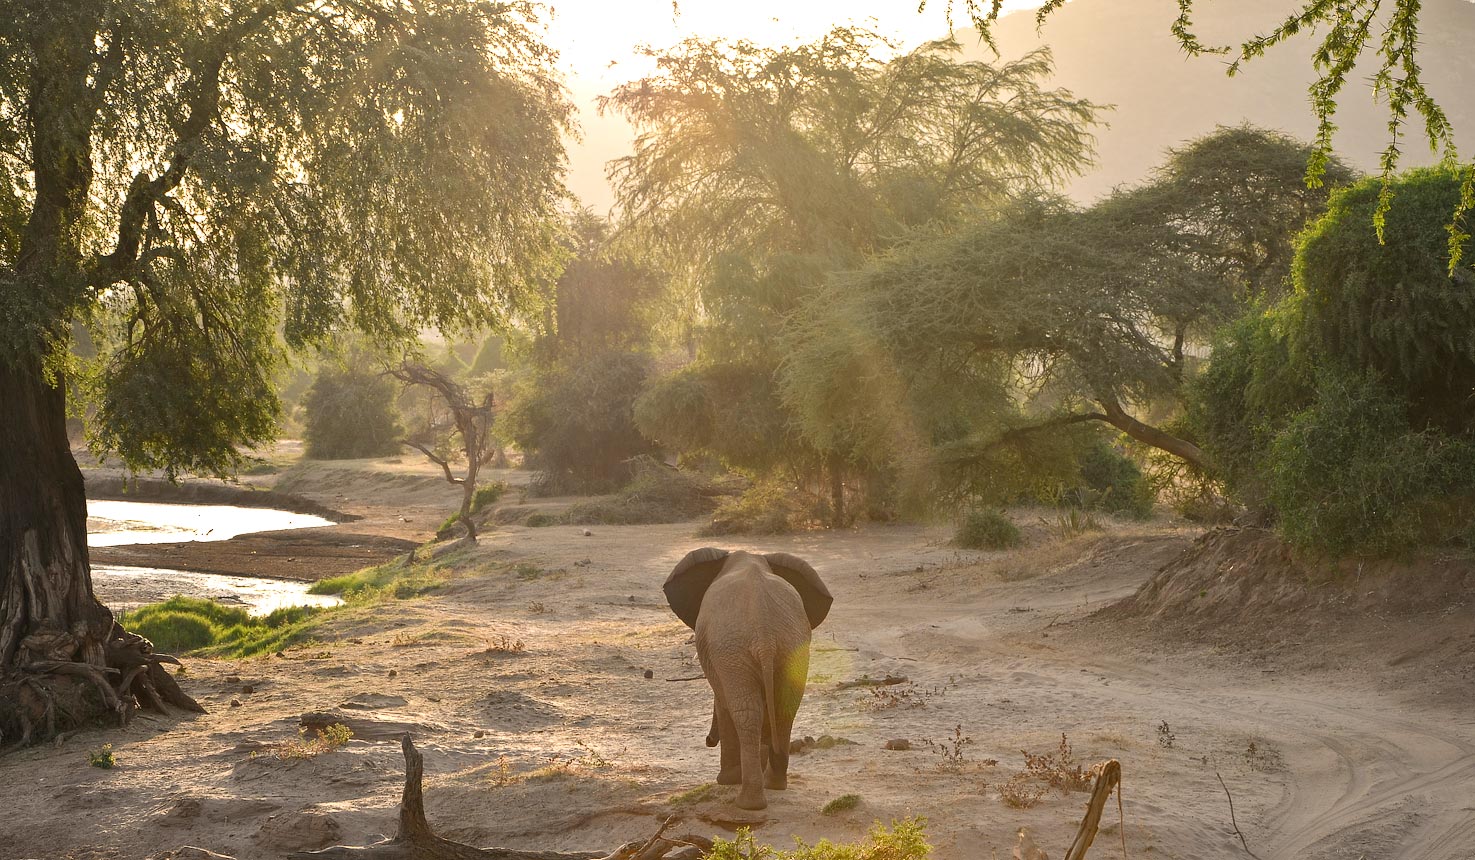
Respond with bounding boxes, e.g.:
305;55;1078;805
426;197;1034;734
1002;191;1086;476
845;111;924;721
1077;438;1156;518
1188;167;1475;554
307;557;450;599
700;480;816;536
499;351;657;493
952;509;1021;550
302;364;403;460
440;481;507;532
706;819;930;860
1267;371;1475;555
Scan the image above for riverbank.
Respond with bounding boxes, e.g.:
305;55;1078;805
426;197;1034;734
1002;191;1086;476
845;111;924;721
81;455;474;581
14;451;1469;860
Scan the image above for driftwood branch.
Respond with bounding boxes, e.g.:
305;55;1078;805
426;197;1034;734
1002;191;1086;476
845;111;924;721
1063;758;1123;860
289;735;709;860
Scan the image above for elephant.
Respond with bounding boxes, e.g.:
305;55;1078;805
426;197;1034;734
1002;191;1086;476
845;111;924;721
663;547;832;810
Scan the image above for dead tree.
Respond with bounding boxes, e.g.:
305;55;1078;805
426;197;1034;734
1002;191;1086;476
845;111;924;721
291;735;711;860
389;362;497;543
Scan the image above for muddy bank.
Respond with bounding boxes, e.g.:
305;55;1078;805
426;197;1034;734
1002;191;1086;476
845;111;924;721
90;527;416;582
85;474;358;522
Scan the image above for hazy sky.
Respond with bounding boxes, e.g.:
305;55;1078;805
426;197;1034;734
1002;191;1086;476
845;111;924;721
538;0;1044;211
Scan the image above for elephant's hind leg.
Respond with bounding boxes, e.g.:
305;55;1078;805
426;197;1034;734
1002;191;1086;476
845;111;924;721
715;705;742;785
728;702;768;810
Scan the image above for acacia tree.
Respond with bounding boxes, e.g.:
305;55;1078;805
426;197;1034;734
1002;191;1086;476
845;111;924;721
391;362;496;543
606;28;1100;522
0;1;567;741
781;128;1352;496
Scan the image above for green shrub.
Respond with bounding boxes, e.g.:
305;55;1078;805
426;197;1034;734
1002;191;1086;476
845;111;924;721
700;480;815;536
88;744;116;769
707;819;929;860
1078;438;1156;518
1267;371;1475;555
821;794;861;814
952;509;1021;550
499;351;657;493
307;558;448;599
302;364;403;460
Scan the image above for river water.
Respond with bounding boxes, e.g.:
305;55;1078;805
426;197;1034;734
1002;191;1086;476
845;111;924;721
88;500;344;615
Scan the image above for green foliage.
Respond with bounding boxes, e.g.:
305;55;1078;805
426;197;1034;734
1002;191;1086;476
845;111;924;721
500;351;656;493
1289;168;1475;432
2;1;569;476
635;362;807;476
440;482;507;532
1190;166;1475;554
952;509;1021;550
821;794;862;815
699;480;816;537
302;363;403;460
957;2;1473;265
1077;438;1156;519
307;559;449;600
706;819;930;860
119;596;325;658
87;744;115;769
610;29;1101;511
1267;371;1475;556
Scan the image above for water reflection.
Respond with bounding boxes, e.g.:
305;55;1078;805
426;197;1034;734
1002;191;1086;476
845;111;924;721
87;499;341;616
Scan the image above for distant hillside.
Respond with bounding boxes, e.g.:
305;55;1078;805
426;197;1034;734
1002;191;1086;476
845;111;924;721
971;0;1475;200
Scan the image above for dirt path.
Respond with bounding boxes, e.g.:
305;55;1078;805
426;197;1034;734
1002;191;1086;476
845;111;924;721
4;478;1472;859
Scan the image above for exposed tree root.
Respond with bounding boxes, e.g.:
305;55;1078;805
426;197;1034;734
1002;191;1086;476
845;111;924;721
1;621;202;748
291;735;712;860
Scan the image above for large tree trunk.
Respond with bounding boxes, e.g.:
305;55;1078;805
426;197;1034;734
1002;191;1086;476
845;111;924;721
0;355;109;670
0;358;203;745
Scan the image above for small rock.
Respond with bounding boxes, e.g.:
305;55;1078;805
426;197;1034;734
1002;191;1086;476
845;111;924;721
473;730;485;739
224;675;241;684
240;684;255;694
581;528;592;536
229;699;242;708
388;669;398;678
275;650;285;658
883;738;911;751
643;669;654;679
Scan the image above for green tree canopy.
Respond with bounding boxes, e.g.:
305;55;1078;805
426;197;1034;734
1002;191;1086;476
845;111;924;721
1191;166;1475;554
781;127;1350;501
0;0;568;739
608;27;1101;517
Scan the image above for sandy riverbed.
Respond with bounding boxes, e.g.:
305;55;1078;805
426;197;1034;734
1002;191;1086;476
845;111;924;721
3;456;1472;860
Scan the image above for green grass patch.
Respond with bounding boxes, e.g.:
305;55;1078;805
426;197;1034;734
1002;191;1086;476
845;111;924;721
821;793;861;814
439;482;508;533
307;557;450;599
125;553;466;657
669;783;717;805
119;596;326;658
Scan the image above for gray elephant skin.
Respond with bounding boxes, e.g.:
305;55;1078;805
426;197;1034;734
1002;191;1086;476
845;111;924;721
663;547;833;810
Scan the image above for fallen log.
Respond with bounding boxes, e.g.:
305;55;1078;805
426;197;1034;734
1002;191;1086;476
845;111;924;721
289;735;711;860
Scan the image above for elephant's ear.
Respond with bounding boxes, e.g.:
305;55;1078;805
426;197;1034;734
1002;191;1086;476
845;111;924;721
663;547;730;628
764;553;832;629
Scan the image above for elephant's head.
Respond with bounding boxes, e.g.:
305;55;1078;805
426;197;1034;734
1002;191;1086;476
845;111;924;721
662;547;832;629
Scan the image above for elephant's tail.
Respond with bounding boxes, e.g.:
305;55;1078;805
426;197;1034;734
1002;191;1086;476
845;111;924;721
759;649;780;760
